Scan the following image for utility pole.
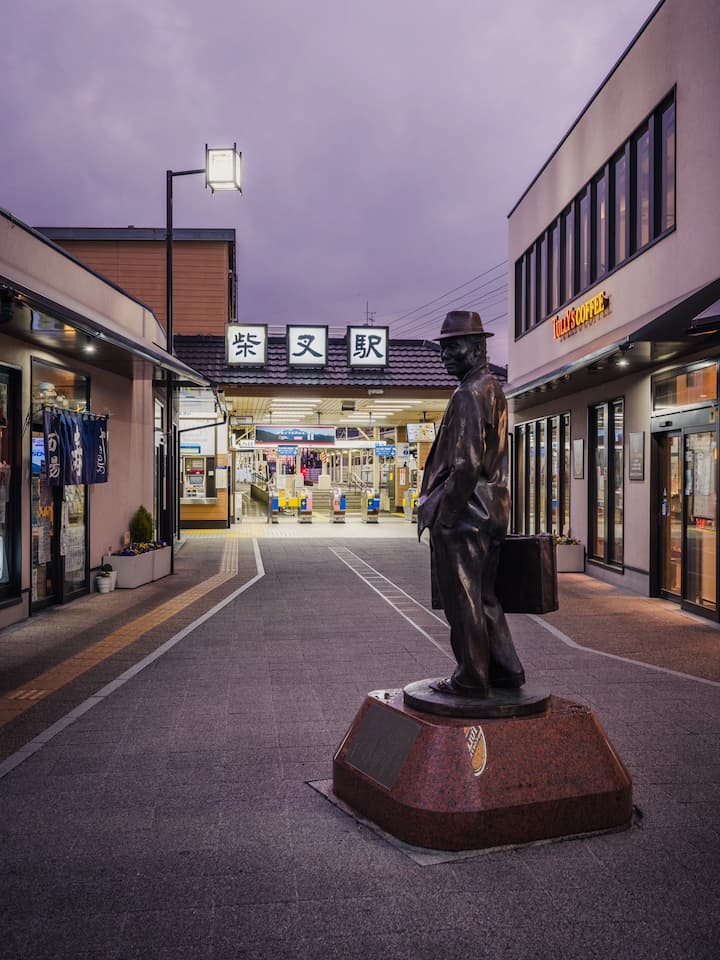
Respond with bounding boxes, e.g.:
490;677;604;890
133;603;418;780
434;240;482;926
365;301;376;325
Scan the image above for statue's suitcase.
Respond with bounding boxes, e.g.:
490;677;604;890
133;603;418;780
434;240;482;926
495;534;559;614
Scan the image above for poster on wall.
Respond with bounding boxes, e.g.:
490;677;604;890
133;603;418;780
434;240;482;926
629;432;645;481
572;438;584;479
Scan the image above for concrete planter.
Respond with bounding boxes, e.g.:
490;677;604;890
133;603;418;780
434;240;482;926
556;543;585;572
103;551;153;589
152;546;172;581
102;547;171;588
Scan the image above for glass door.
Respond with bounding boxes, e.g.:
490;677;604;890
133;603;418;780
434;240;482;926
658;432;682;599
683;429;717;614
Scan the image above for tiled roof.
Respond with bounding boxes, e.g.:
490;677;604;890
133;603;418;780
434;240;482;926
173;335;505;390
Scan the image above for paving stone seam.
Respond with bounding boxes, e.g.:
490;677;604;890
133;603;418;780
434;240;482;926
329;546;453;661
0;539;265;781
529;614;720;689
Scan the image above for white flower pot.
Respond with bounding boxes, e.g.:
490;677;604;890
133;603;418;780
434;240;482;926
96;575;112;593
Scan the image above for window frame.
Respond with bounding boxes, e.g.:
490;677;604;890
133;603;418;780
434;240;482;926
588;398;625;568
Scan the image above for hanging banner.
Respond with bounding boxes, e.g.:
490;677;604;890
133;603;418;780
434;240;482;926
43;409;109;485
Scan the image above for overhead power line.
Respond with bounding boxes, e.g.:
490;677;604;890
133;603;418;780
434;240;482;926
389;259;508;327
391;277;508;336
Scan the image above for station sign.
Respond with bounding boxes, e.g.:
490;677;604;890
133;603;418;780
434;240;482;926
227;323;268;364
347;326;389;367
287;326;328;367
375;443;396;457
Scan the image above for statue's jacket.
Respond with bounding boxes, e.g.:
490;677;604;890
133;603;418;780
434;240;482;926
418;366;509;542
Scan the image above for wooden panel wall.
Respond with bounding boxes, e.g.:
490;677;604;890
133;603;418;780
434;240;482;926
58;240;230;335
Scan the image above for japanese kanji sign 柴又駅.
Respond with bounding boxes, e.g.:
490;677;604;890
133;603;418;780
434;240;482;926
347;326;389;368
226;324;268;365
287;326;328;367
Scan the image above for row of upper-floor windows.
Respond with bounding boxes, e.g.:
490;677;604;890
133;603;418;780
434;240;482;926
514;90;676;339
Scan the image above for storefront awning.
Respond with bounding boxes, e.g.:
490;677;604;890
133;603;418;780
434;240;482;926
0;278;210;386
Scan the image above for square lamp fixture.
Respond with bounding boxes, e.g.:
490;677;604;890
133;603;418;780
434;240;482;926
206;144;242;193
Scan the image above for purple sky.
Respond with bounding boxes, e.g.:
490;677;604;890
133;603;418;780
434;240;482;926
3;0;658;366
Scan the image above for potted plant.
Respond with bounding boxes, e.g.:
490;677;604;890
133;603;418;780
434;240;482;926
95;567;113;593
102;506;171;588
100;562;117;590
555;534;585;572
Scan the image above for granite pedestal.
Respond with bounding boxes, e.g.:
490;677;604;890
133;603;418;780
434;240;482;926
332;687;633;851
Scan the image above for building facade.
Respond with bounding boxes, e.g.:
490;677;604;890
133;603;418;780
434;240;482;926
506;0;720;617
0;210;205;629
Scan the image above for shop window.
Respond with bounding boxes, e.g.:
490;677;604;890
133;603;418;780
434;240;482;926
515;424;525;532
612;147;629;267
528;424;536;534
658;99;676;234
514;258;526;338
549;222;560;313
538;234;547;322
31;360;89;608
562;413;571;537
589;399;624;566
593;170;608;280
563;206;575;303
514;413;571;537
526;246;536;330
578;188;590;291
0;368;20;600
653;363;717;412
633;125;652;252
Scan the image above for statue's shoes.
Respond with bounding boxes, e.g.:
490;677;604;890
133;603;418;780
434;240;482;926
429;677;490;699
489;670;526;689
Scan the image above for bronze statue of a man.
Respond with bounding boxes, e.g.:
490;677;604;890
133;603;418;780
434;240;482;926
418;310;525;699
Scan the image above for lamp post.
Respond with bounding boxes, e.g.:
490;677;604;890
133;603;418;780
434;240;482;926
165;144;242;572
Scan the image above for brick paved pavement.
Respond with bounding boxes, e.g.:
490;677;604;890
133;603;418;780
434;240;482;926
1;526;718;959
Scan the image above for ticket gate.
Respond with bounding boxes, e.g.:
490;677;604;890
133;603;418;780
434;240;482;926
297;489;313;523
361;490;381;524
330;489;346;523
403;489;419;523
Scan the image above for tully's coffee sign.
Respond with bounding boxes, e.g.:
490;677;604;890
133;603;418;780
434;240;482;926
552;292;609;341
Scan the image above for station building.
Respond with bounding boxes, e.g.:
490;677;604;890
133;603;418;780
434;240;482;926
506;0;720;617
0;210;206;629
42;227;498;526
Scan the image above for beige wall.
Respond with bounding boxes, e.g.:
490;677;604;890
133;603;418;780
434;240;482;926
508;0;720;389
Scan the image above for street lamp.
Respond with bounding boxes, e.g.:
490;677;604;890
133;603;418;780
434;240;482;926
165;143;242;571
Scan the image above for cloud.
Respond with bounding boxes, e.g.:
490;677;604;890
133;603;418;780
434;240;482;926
2;0;660;361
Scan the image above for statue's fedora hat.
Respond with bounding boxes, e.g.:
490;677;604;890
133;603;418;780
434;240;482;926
437;310;494;339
